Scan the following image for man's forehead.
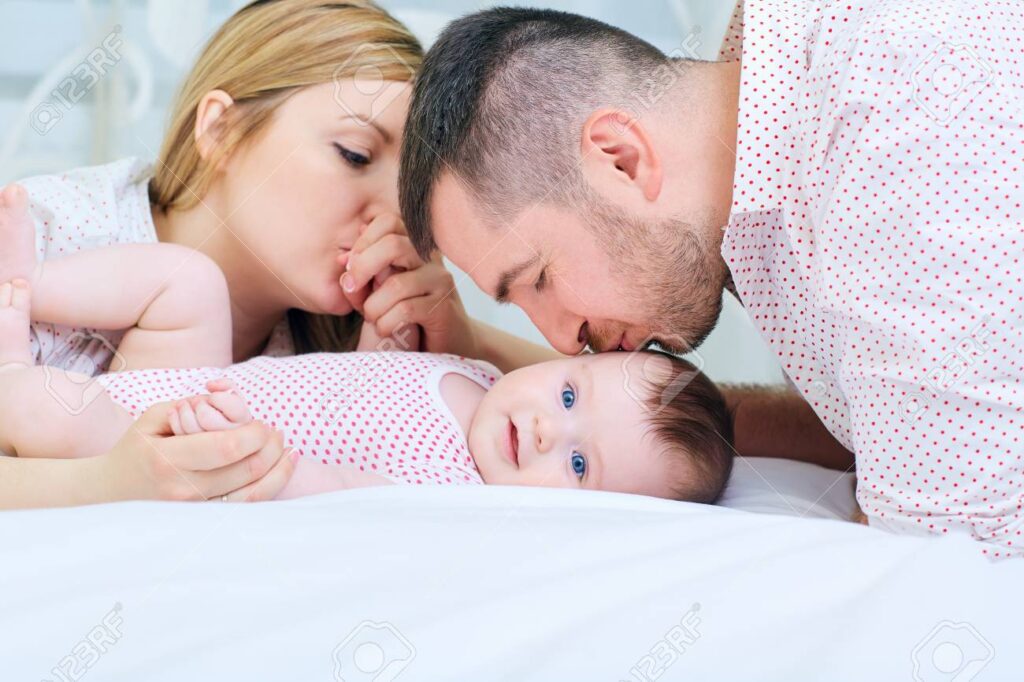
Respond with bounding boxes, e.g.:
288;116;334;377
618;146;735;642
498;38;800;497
430;171;550;295
430;173;493;263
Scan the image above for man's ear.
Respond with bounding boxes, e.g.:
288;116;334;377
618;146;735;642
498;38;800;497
194;89;235;162
580;109;663;203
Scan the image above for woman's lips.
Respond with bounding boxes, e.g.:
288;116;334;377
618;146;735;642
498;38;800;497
506;419;520;467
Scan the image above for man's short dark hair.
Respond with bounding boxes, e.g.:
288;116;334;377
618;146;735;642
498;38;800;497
399;6;674;259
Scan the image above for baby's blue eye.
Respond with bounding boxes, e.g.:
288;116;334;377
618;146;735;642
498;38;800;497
570;452;587;479
561;386;576;409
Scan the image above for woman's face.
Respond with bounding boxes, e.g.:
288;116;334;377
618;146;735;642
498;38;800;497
215;79;411;315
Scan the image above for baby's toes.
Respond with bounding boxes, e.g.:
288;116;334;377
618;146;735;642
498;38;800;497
194;400;234;432
0;183;27;214
207;390;251;426
175;400;202;434
9;279;30;313
205;378;237;394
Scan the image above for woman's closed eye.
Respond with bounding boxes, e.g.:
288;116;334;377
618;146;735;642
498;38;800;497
334;143;370;169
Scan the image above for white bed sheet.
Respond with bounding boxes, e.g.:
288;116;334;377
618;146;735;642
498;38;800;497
1;481;1016;681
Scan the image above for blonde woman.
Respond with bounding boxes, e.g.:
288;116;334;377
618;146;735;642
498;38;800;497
0;0;551;509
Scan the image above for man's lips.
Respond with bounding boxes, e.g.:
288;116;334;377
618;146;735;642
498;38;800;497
618;333;637;352
506;419;520;467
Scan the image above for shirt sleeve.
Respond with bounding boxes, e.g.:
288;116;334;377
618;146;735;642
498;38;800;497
819;28;1024;558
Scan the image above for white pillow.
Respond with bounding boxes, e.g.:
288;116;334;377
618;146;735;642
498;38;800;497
718;456;857;521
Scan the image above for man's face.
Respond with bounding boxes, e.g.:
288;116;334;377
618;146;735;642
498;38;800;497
430;172;725;355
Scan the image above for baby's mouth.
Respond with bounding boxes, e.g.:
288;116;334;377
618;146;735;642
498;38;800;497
506;419;520;468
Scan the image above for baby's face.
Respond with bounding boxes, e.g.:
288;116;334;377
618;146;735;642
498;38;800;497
467;353;679;498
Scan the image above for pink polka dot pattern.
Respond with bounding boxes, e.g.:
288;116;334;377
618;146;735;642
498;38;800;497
98;352;501;486
720;1;1024;557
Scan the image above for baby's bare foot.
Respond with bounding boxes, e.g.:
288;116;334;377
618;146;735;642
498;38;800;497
168;380;252;436
0;279;33;370
0;185;37;284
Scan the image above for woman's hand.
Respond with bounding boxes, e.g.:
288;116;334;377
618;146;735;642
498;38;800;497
96;401;296;503
340;213;479;357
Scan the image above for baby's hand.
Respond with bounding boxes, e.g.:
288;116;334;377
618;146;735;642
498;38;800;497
168;379;252;436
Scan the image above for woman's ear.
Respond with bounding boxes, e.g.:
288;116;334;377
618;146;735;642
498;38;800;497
194;89;235;162
579;108;664;203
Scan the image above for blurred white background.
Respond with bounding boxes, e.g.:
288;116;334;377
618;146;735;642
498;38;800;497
0;0;783;385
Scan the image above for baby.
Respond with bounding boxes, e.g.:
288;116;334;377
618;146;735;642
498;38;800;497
0;184;734;502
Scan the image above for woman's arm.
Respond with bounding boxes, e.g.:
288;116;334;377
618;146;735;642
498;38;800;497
0;402;295;509
0;455;111;509
471;319;560;373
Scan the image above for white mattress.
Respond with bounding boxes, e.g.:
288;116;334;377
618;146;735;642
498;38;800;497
1;464;1017;681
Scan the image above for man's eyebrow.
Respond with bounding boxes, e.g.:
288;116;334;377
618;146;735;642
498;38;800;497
494;253;540;303
339;114;392;144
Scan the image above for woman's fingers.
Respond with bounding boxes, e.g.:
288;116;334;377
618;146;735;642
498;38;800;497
361;269;434;322
102;403;289;502
224;447;299;502
163;419;277;471
351;213;406;253
343;233;423;295
374;294;439;339
193;429;288;497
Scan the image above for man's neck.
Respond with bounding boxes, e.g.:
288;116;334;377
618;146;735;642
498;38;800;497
656;59;741;270
696;59;741;251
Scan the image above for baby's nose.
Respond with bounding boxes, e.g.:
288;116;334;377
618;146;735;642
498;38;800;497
533;413;562;454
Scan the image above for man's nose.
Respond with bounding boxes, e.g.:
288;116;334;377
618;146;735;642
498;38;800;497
525;304;586;355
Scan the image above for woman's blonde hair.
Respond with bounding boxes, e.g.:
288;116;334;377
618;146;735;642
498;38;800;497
150;0;423;354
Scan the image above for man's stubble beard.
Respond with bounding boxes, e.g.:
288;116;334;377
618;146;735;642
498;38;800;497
588;199;727;354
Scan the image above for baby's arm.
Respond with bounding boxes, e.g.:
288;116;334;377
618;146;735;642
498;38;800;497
276;460;394;499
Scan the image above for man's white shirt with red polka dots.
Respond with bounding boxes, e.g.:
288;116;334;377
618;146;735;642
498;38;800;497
719;0;1024;557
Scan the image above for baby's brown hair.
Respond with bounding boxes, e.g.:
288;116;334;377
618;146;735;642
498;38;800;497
638;351;734;503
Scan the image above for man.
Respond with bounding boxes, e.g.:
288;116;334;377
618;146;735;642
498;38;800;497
398;1;1024;556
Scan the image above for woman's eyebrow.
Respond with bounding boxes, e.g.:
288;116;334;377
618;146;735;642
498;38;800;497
338;114;392;144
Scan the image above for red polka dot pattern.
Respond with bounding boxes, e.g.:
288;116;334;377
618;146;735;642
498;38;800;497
720;1;1024;557
98;352;500;485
